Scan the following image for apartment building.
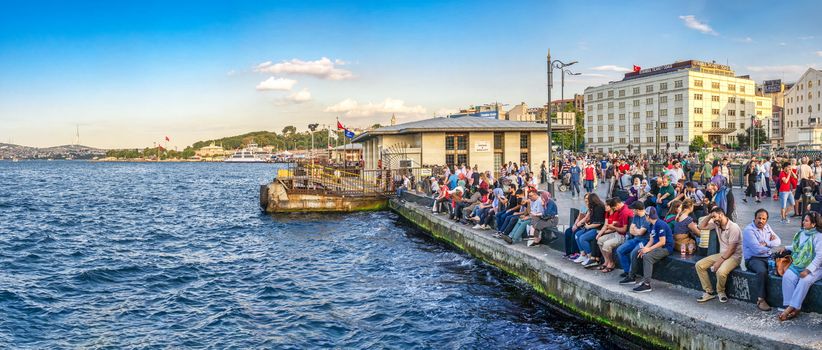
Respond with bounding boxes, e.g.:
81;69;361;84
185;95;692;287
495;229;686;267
783;68;822;149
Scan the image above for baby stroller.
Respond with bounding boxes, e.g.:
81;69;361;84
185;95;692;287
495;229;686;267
557;172;571;192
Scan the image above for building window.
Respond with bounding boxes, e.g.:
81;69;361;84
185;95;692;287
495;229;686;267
493;132;504;171
597;103;603;110
608;90;614;98
712;82;720;89
633;125;640;131
646;123;653;130
445;133;469;167
740;123;745;129
633;112;640;118
675;80;683;88
728;97;736;103
619;101;625;108
660;122;668;129
619;90;625;97
646;85;654;93
712;121;720;128
597;92;603;99
740;98;746;104
660;136;668;142
728;122;736;129
675;121;683;128
608;102;614;108
646;111;653;118
728;84;736;91
519;132;529;166
694;107;703;114
675;94;683;101
694;80;703;87
608;125;614;131
608;113;614;120
619;114;625;120
647;137;653;143
660;109;668;116
597;115;603;121
728;110;736;116
587;94;593;101
711;95;720;102
694;121;703;128
675;107;683;115
712;108;720;115
646;98;654;105
694;93;703;100
740;86;746;93
608;137;614;142
660;82;668;90
619;126;625;132
675;135;683;142
633;87;640;95
660;96;668;103
633;100;640;107
588;137;593;143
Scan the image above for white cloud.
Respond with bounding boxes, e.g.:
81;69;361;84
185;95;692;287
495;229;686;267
325;98;426;117
590;65;631;72
255;57;354;80
736;37;754;43
779;42;787;46
581;73;609;78
256;77;297;91
744;64;819;79
226;70;237;76
286;88;312;103
816;51;822;57
678;15;718;35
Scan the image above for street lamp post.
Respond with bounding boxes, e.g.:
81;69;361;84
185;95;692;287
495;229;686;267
560;68;581;152
655;92;661;156
546;49;577;194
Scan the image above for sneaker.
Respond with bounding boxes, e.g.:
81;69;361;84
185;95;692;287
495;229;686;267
718;293;729;303
472;224;482;229
480;225;489;230
579;257;590;265
501;235;513;244
619;276;635;285
697;292;717;303
568;253;580;260
757;299;772;311
632;283;652;293
619;272;628;278
583;260;600;269
573;255;587;263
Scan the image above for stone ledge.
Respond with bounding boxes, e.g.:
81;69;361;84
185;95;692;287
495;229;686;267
391;195;822;350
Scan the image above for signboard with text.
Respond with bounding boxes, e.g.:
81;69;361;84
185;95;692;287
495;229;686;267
763;79;782;93
474;141;490;152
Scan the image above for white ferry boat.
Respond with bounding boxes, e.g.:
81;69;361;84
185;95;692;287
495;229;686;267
223;143;270;163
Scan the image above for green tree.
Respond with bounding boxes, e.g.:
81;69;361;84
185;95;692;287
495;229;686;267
736;126;768;150
689;136;709;152
282;125;297;135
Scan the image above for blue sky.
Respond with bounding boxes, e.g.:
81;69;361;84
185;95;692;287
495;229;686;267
1;0;821;148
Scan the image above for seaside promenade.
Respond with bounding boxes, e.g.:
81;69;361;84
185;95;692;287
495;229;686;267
391;188;822;349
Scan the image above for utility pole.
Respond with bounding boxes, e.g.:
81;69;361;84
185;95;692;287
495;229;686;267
546;49;553;182
655;92;661;156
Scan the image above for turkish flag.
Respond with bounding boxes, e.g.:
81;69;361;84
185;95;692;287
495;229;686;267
165;136;170;142
633;65;641;73
337;121;345;130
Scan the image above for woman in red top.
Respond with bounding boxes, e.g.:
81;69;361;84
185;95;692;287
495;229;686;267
584;163;596;194
778;161;797;223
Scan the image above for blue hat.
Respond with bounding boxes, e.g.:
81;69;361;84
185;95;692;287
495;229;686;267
647;206;659;220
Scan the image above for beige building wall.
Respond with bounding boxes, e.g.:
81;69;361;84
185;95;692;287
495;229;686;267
468;132;494;170
530;132;549;170
503;132;521;167
421;132;446;166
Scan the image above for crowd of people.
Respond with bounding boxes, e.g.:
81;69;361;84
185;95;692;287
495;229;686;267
412;152;822;321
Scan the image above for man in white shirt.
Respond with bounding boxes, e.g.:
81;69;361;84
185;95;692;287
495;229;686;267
668;162;685;185
762;158;772;198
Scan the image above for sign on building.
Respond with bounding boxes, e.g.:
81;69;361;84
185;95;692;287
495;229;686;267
763;79;782;93
474;141;490;152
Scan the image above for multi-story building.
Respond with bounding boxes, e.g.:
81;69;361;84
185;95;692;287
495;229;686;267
756;79;794;147
784;68;822;149
448;103;506;119
549;94;585;113
583;60;771;154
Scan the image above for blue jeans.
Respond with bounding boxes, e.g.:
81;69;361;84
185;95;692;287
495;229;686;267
584;180;594;193
509;219;531;242
502;216;520;235
396;187;405;198
495;211;511;230
576;228;599;254
571;178;581;195
616;237;647;273
564;226;581;255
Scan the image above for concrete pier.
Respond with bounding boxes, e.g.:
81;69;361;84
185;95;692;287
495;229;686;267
260;182;387;213
390;195;822;350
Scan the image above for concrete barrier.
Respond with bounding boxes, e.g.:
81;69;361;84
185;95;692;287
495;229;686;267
393;192;822;350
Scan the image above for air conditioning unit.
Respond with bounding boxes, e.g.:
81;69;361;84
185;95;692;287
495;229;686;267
399;160;412;168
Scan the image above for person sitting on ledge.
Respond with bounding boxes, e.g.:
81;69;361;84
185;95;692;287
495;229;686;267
527;191;558;246
494;188;520;232
621;206;673;293
741;208;781;311
432;177;451;214
501;193;532;244
576;193;607;268
695;207;742;304
616;201;650;278
565;194;591;260
595;197;633;273
776;211;822;321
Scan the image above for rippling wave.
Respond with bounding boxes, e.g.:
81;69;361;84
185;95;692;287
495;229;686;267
0;161;619;349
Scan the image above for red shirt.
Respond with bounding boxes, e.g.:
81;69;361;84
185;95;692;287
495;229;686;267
584;167;595;180
608;204;634;235
778;171;793;192
618;164;630;174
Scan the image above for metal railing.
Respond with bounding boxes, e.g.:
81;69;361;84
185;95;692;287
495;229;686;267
275;161;433;197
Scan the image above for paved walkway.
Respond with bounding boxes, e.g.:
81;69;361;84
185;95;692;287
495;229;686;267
546;180;801;244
